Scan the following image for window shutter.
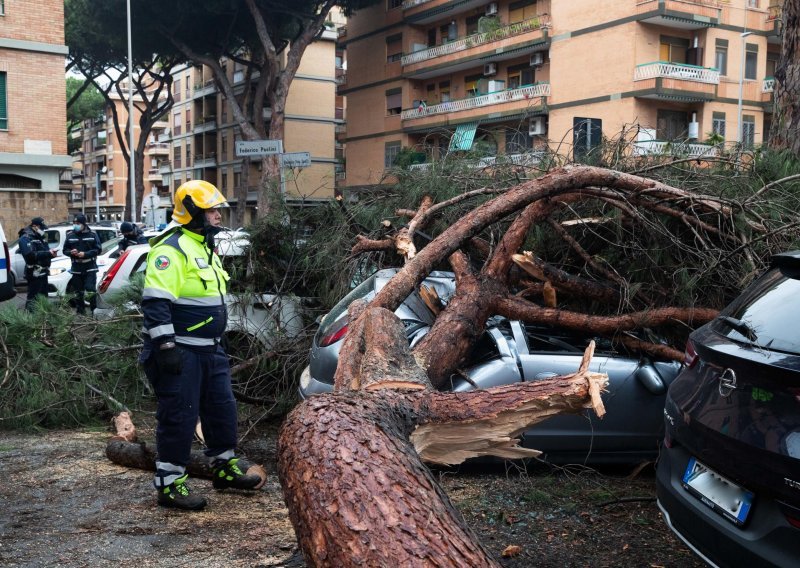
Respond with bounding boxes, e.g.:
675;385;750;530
0;72;7;129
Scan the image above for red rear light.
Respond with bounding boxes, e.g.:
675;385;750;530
786;515;800;530
683;339;698;368
98;250;130;294
319;317;348;347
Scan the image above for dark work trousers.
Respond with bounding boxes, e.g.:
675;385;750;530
24;274;48;311
66;271;97;314
142;343;238;468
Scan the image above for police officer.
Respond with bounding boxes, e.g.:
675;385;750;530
117;221;147;255
18;217;57;311
140;180;260;511
63;214;101;315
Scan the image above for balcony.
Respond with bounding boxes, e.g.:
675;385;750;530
146;168;163;182
193;116;217;134
158;161;172;175
403;0;488;25
147;142;170;155
633;140;718;158
193;79;217;98
762;76;775;107
401;16;550;76
633;62;719;101
401;83;549;126
635;0;722;29
194;153;218;169
409;151;547;171
766;0;783;42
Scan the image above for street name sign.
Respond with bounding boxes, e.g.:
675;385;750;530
281;152;311;168
235;139;283;156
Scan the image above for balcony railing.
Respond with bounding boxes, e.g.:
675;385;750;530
633;140;718;158
634;62;720;84
401;17;550;66
401;0;433;8
401;83;550;120
409;151;547;171
763;77;775;92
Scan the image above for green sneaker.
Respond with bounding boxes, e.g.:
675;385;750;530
156;474;207;510
211;457;261;490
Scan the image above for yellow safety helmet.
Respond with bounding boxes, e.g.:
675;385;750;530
172;180;228;225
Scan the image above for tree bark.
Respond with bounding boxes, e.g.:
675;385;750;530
770;0;800;156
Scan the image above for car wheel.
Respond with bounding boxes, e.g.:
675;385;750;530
225;331;279;404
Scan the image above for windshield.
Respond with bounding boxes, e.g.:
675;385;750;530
717;267;800;355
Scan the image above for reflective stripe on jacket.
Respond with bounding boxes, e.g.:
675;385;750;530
141;228;229;346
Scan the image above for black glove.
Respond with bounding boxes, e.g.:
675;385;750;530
156;344;183;375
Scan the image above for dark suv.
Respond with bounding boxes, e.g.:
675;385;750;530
657;251;800;568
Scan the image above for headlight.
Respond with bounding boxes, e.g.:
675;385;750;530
49;267;67;276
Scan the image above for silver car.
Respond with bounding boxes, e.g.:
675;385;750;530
300;268;682;464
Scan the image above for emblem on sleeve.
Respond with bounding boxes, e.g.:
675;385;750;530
154;255;171;270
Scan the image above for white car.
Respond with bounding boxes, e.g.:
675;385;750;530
47;236;122;297
0;220;15;302
95;240;303;357
8;223;119;287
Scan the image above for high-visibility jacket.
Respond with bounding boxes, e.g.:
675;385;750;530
141;228;229;347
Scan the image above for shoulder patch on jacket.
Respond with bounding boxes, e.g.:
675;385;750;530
154;255;171;270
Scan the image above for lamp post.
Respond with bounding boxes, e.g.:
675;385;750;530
127;0;137;223
737;31;753;145
95;166;107;222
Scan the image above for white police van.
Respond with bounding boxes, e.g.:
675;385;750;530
0;221;15;302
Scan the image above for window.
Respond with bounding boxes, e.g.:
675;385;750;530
173;145;182;169
0;72;7;130
386;34;403;63
745;43;758;80
657;109;688;140
0;1;4;16
465;74;482;98
221;135;227;158
766;54;778;78
715;39;728;76
466;15;481;36
185;108;192;131
439;80;451;102
742;115;756;148
440;21;457;44
509;0;538;24
747;0;759;7
506;128;533;153
385;88;402;115
387;0;402;9
173;78;181;103
507;64;534;89
573;117;602;160
384;141;401;168
186;141;192;166
712;112;726;138
185;74;190;98
659;36;689;64
173;111;182;136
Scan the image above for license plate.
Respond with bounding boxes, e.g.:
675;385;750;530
682;457;754;526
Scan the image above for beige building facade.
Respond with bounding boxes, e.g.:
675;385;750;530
164;23;343;225
0;0;71;228
340;0;783;189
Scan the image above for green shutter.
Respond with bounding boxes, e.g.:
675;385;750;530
0;72;7;130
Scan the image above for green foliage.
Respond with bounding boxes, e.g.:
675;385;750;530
0;301;148;430
66;77;104;153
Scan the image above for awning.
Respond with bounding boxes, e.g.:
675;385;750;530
449;121;479;151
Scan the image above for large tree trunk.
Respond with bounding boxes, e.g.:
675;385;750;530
770;0;800;155
278;306;607;567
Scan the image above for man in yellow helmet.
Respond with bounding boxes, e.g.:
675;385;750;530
140;180;260;510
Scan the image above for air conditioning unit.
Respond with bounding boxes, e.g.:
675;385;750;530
529;116;546;136
486;2;499;16
483;62;497;76
530;52;545;67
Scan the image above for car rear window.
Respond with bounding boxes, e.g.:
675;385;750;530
716;267;800;355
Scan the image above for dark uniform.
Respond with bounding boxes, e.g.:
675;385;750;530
63;215;101;315
18;217;53;311
117;221;148;255
139;179;259;511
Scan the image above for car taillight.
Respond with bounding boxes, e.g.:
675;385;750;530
98;250;130;294
683;339;698;368
319;316;348;347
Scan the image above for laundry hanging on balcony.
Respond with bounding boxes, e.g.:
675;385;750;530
448;121;480;151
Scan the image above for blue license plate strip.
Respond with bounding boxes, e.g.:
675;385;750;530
682;457;754;526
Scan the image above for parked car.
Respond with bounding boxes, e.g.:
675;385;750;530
657;251;800;568
8;223;119;287
299;268;682;464
46;236;122;297
95;239;302;358
0;221;14;302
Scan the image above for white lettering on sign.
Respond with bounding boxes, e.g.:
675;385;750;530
235;140;283;156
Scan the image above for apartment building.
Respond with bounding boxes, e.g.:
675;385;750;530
340;0;783;189
69;89;170;223
164;19;343;225
0;0;71;227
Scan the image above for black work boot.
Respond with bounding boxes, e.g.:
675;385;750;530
211;457;261;490
156;474;207;510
